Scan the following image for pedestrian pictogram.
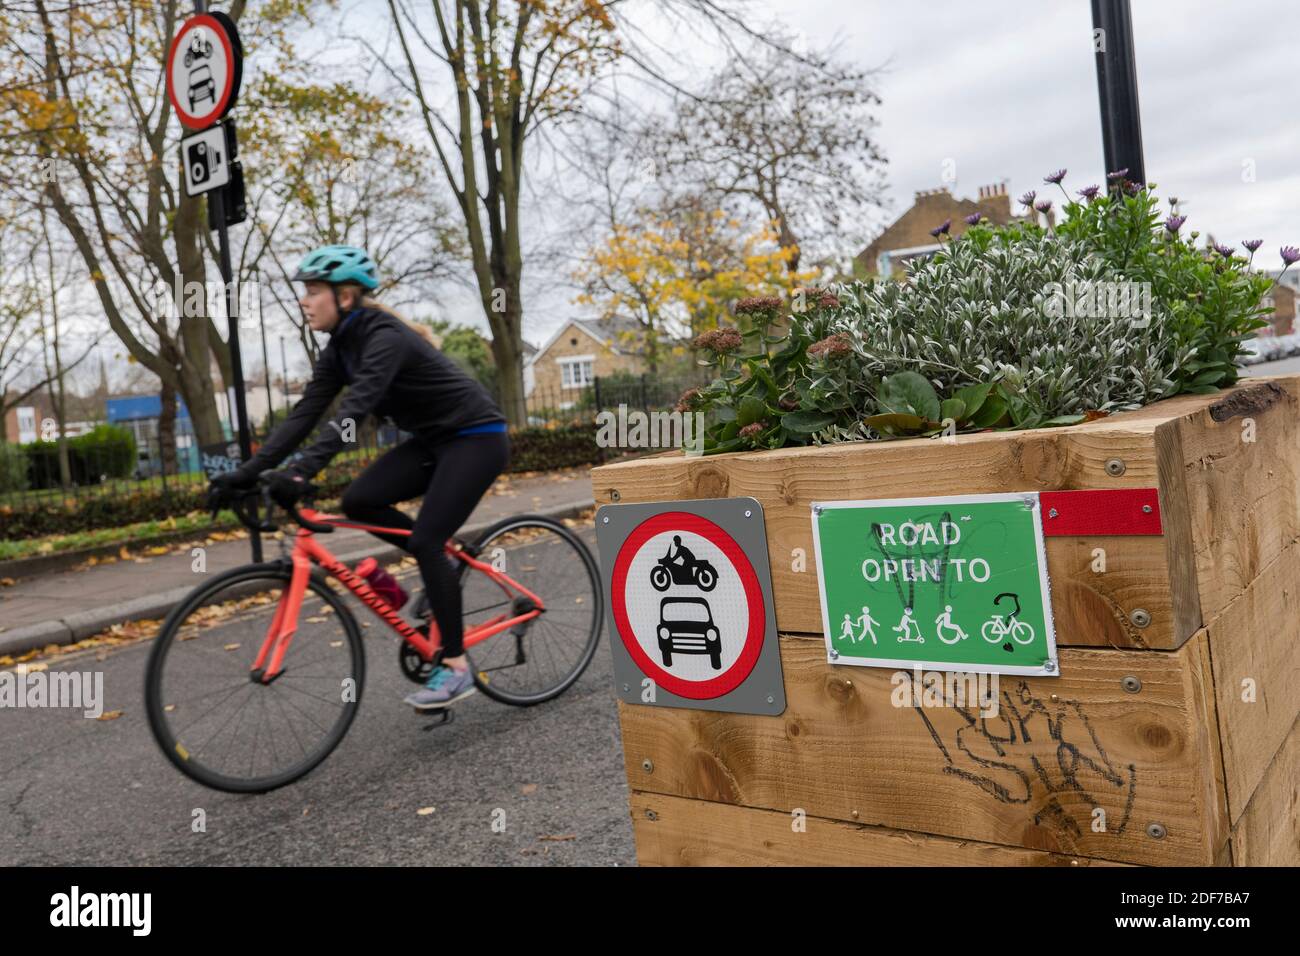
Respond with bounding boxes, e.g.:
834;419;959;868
596;498;784;715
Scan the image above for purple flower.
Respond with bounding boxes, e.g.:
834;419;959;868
1282;246;1300;266
1034;199;1052;214
1213;242;1235;259
963;212;982;225
929;218;951;237
1164;214;1186;234
1242;239;1263;253
1124;180;1142;195
1018;190;1036;208
1077;185;1100;200
1043;168;1067;185
1106;168;1129;181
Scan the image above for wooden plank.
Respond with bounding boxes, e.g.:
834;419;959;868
1229;716;1299;866
1204;535;1300;823
1175;377;1300;625
617;633;1228;866
629;791;1132;866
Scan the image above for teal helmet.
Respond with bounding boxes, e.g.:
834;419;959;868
292;244;380;290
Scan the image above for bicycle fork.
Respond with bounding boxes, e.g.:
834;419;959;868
250;554;312;683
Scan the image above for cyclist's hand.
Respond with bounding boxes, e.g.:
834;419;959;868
263;469;311;510
207;465;259;512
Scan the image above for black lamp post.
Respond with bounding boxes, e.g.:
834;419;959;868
1091;0;1146;184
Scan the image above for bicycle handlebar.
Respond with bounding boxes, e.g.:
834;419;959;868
215;476;335;535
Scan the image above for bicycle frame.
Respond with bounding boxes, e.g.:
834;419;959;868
250;508;545;681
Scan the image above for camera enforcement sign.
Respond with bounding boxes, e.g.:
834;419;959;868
811;492;1060;677
179;125;230;197
595;497;784;715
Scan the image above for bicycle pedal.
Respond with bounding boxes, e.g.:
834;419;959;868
420;709;455;731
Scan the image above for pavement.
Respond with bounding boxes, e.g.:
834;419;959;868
0;468;595;656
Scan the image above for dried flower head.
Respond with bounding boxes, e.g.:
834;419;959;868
692;327;743;354
674;386;702;413
738;422;765;439
734;295;783;316
807;333;853;362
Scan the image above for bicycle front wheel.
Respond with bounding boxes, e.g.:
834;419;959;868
144;564;366;794
460;515;602;706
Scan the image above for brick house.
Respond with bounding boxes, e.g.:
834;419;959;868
525;317;659;406
1260;282;1297;336
855;182;1041;277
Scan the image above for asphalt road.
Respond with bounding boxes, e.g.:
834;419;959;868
0;526;637;866
1243;355;1300;377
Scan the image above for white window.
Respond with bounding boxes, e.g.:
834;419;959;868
559;355;594;389
17;407;36;444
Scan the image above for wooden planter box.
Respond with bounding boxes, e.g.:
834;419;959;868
591;375;1300;866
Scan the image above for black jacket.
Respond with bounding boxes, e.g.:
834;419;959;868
249;307;505;478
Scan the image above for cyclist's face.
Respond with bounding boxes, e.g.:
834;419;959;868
300;281;339;332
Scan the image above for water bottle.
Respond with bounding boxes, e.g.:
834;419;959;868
355;557;409;611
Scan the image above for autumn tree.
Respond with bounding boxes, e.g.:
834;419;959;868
645;40;888;275
574;194;807;372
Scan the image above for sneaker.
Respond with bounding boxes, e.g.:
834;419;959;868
403;664;476;711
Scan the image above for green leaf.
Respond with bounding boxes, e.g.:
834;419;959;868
878;371;941;421
864;412;927;435
713;405;737;423
780;409;837;433
719;421;740;441
737;395;768;427
953;381;993;418
1041;414;1087;426
939;398;966;422
969;393;1009;428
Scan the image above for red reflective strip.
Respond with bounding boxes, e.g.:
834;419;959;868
1039;488;1162;536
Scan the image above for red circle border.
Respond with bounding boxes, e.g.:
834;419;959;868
167;14;236;130
611;511;766;700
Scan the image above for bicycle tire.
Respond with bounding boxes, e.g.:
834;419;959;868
144;562;366;794
461;515;602;706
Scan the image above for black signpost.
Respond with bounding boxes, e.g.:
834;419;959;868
169;1;261;561
1091;0;1146;185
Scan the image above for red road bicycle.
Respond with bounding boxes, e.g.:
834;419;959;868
144;480;602;793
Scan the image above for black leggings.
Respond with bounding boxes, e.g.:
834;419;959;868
340;432;509;657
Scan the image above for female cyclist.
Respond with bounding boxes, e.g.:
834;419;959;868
209;244;509;712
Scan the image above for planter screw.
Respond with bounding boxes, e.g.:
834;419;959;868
1142;504;1153;513
1043;660;1057;673
642;759;653;773
1023;496;1035;510
602;516;609;524
1105;458;1126;477
813;505;823;516
851;810;860;819
1122;675;1142;693
611;489;621;501
745;509;752;518
622;683;630;692
766;694;774;704
1146;822;1167;840
1048;507;1059;518
1130;608;1151;628
645;809;657;821
829;649;840;661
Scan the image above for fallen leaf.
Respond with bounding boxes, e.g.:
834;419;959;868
119;546;131;560
223;643;241;651
539;834;576;842
147;546;170;556
0;577;15;587
164;704;176;712
305;616;326;624
97;710;124;721
329;641;343;648
521;783;538;795
416;806;436;816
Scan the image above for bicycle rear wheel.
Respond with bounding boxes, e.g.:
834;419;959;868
144;564;366;793
460;515;602;706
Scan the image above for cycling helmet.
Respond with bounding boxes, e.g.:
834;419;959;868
292;244;380;290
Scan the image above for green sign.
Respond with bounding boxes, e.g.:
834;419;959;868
810;493;1059;677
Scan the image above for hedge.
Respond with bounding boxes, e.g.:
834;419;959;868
0;423;604;541
0;442;27;494
23;424;137;489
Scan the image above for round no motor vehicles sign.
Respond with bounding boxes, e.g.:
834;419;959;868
166;13;242;130
596;498;784;715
